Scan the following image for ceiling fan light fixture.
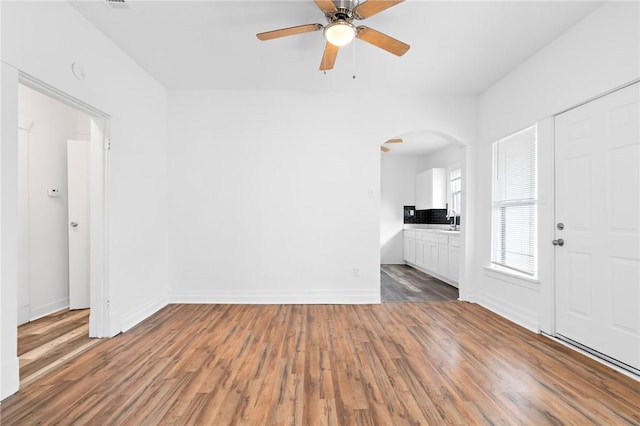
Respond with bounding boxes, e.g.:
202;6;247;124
324;20;356;46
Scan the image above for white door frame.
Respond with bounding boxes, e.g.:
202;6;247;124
18;73;112;338
538;78;640;338
17;115;32;326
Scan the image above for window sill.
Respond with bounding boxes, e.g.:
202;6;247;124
483;265;540;289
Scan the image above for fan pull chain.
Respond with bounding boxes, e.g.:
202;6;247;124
352;40;357;79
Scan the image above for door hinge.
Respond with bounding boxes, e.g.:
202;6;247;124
104;138;112;151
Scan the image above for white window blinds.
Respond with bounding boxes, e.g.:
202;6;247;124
491;125;537;276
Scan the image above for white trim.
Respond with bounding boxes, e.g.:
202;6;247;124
121;296;167;332
19;73;108;118
555;78;640;116
0;357;20;400
29;298;69;321
544;334;640;382
483;264;540;289
537;117;556;335
170;290;381;305
18;73;112;338
474;291;539;333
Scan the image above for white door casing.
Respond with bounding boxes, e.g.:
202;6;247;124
67;139;90;310
17;117;32;325
554;82;639;371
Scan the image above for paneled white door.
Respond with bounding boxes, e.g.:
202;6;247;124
67;139;90;310
555;82;639;371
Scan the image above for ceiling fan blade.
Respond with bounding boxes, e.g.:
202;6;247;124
320;42;339;71
385;138;403;144
356;26;410;56
257;23;323;41
380;145;391;152
353;0;404;19
314;0;337;13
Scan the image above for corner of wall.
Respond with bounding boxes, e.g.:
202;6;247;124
0;356;20;401
120;295;168;332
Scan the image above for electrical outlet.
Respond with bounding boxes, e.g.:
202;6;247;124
353;267;360;277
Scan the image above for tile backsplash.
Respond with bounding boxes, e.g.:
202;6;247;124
403;206;460;225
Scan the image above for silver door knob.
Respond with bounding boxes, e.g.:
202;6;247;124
552;238;564;246
70;222;78;228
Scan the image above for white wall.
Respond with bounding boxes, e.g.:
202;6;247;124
471;1;640;332
18;84;90;321
168;91;477;303
1;2;169;399
380;144;462;264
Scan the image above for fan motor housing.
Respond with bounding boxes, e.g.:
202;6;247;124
326;0;358;23
334;0;358;10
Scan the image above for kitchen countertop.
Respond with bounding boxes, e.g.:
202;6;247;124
403;225;460;234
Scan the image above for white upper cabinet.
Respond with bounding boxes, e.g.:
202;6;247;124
415;168;446;210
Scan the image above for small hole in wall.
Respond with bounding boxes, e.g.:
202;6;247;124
71;62;86;80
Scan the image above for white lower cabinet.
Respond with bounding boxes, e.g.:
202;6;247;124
416;238;425;267
448;235;461;284
403;231;416;264
403;229;460;286
437;235;449;275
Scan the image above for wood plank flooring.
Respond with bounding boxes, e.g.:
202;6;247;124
2;303;639;425
381;264;459;302
16;309;100;387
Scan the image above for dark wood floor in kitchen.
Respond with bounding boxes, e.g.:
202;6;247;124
381;264;458;302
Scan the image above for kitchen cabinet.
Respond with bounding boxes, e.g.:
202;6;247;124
404;229;459;286
415;236;425;267
438;234;449;276
415;168;447;210
424;233;439;271
448;235;461;284
403;231;416;264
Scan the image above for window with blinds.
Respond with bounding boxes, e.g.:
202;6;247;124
450;168;462;214
491;125;537;276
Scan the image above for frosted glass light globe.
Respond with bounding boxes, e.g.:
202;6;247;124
324;21;356;47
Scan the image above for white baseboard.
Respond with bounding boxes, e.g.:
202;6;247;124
474;291;539;333
1;356;20;401
29;298;69;321
120;295;168;332
108;310;122;337
169;289;381;305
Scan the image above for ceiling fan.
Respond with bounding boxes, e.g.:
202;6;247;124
256;0;410;71
380;138;403;152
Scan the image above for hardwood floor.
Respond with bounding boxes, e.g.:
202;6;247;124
2;303;638;425
17;309;100;387
381;264;458;302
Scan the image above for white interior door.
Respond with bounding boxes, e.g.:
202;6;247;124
67;139;90;310
555;82;639;371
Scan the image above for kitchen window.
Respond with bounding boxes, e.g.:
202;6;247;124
450;168;461;215
491;125;537;277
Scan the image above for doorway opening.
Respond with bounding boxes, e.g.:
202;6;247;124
16;74;111;383
379;130;465;302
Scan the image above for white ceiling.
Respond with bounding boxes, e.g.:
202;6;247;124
70;0;603;94
381;131;453;156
